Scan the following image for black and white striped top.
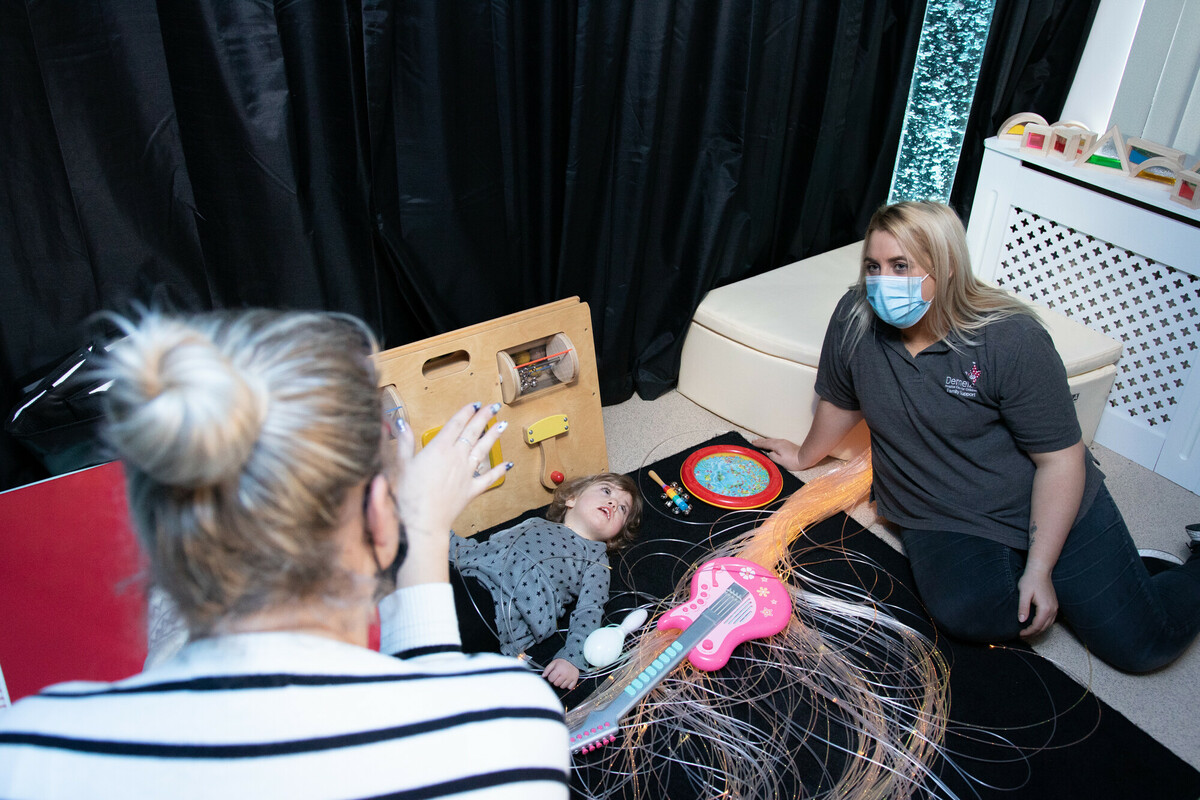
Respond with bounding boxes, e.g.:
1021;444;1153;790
0;584;569;799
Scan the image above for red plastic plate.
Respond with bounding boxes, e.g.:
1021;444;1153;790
680;445;784;509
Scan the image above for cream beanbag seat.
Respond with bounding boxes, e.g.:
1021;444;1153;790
678;242;1122;457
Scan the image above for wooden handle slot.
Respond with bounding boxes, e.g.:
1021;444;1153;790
422;350;470;380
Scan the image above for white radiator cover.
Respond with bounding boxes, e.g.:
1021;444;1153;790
967;137;1200;493
995;206;1198;431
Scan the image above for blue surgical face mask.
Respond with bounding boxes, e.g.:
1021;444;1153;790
865;275;931;329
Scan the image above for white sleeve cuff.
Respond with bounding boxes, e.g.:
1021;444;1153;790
377;583;462;657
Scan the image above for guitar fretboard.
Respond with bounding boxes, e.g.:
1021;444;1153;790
569;557;790;756
597;582;750;725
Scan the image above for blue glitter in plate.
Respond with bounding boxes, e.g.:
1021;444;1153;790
693;455;770;498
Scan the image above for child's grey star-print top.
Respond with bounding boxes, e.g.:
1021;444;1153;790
450;518;610;668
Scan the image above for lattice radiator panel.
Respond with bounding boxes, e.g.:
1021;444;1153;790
996;207;1200;428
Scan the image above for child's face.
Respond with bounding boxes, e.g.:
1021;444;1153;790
563;481;633;544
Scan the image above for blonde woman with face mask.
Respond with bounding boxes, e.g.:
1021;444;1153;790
755;201;1200;674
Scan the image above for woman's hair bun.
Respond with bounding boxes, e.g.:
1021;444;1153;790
103;316;268;488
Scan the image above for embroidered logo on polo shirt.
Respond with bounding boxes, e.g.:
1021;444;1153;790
944;362;980;398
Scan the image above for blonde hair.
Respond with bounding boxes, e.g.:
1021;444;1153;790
101;309;384;636
546;472;642;552
842;201;1037;353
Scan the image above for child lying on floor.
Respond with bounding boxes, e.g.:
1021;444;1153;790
449;473;642;689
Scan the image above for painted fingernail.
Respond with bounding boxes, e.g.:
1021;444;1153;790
496;420;508;432
472;401;482;411
396;418;407;433
505;461;514;471
489;402;501;414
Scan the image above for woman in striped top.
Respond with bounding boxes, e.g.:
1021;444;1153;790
0;309;568;799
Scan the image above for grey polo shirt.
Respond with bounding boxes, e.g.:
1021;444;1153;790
816;291;1102;549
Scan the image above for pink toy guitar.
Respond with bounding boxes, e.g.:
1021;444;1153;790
569;556;791;754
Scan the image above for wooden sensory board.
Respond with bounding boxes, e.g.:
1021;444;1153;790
373;298;608;536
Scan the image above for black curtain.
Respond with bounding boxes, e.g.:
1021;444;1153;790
0;0;1095;491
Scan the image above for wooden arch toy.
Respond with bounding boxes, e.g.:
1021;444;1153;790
997;112;1047;140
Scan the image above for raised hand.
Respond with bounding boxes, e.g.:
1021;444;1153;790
391;402;511;586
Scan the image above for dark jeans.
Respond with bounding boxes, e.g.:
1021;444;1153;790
901;484;1200;673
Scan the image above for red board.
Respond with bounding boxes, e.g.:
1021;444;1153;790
680;445;784;509
0;462;147;702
